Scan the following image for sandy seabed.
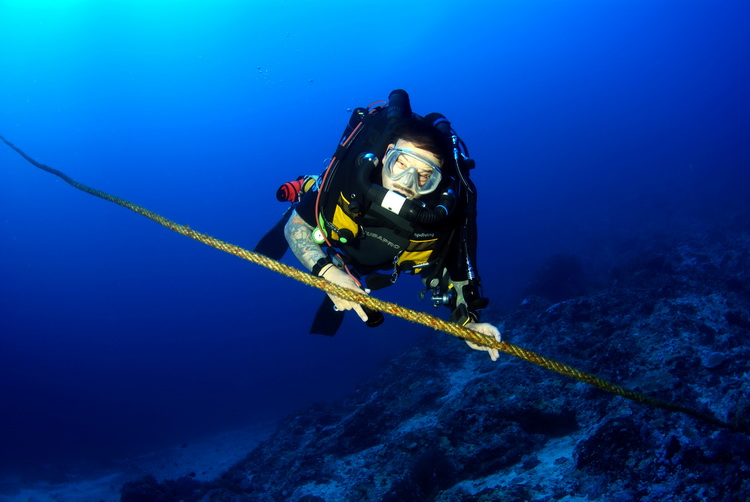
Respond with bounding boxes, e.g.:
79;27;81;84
0;422;275;502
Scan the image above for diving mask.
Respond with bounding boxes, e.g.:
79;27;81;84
383;147;442;195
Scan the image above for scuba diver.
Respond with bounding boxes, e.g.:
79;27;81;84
255;89;501;360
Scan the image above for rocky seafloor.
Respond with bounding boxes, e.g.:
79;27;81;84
121;226;750;501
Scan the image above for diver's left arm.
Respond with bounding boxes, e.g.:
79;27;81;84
451;279;502;361
464;322;501;362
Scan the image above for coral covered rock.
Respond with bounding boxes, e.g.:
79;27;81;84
141;228;750;501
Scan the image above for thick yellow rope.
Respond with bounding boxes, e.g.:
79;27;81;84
1;135;733;431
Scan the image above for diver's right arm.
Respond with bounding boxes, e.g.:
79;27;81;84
284;209;369;322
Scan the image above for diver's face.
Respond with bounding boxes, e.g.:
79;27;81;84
381;139;442;200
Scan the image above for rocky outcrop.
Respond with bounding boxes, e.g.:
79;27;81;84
126;228;750;501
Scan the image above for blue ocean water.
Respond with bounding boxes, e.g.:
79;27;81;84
1;0;748;485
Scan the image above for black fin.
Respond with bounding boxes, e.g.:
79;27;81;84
254;207;293;260
310;296;345;336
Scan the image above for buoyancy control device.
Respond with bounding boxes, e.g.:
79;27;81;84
255;89;489;331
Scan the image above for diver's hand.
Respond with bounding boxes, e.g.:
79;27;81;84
464;322;502;361
319;265;370;322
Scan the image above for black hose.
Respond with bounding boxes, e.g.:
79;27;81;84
355;153;452;225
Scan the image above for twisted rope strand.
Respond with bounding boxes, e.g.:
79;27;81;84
1;134;732;431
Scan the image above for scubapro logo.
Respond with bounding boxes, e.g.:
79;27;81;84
364;231;401;249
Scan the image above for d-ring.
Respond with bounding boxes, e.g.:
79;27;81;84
333;305;339;311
